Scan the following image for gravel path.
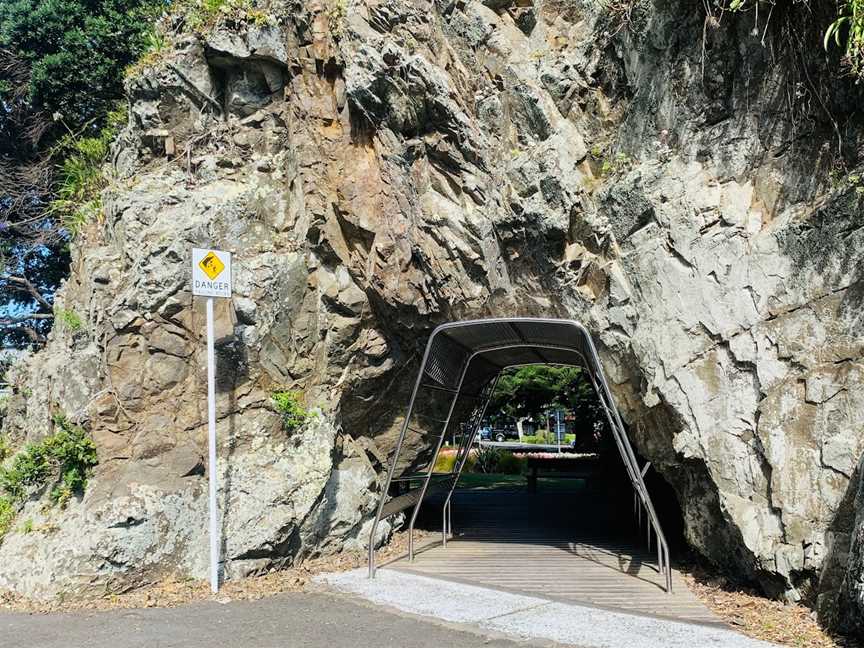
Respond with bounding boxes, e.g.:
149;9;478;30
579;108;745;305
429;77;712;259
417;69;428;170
321;569;783;648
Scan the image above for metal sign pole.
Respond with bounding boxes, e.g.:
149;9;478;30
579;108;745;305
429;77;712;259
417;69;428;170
556;410;561;453
206;296;218;594
191;246;232;595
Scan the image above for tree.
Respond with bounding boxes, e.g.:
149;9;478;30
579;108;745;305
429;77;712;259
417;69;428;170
0;0;158;348
486;366;608;444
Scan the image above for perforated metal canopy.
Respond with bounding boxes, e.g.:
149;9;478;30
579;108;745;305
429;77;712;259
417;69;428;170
367;318;672;593
424;318;595;391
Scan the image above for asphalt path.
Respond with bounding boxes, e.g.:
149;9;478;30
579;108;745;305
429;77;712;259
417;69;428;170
0;591;546;648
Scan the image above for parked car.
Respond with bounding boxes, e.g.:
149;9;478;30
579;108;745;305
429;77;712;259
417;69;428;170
490;426;519;442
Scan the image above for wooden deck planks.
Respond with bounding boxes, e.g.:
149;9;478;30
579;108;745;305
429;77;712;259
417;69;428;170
387;489;721;626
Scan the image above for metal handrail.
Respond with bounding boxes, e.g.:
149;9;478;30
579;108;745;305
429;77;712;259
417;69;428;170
405;360;471;561
367;330;437;577
439;374;500;544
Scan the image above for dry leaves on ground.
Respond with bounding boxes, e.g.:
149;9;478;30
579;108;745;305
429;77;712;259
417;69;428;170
682;566;862;648
0;529;433;614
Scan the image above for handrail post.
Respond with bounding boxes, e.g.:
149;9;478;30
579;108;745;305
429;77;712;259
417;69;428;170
581;334;672;594
440;374;500;540
407;360;471;561
367;334;438;578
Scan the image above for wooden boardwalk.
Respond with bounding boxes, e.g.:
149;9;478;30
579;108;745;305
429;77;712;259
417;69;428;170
387;488;721;626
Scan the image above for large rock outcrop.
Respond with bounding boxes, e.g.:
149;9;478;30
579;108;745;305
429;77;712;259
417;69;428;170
1;0;863;629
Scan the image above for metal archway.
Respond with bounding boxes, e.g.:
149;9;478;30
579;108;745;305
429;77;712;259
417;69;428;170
367;318;672;593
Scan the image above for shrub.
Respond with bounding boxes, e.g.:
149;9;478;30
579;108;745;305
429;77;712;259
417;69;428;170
55;307;83;332
0;414;98;508
327;0;347;39
473;446;501;474
497;452;525;475
49;106;127;236
825;0;864;80
434;450;458;473
271;390;310;432
170;0;271;33
0;497;14;538
0;435;9;462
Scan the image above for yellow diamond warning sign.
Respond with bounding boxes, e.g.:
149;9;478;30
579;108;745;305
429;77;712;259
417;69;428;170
192;247;232;298
199;251;225;280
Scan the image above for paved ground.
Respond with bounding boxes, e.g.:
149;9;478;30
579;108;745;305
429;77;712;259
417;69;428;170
0;591;544;648
322;569;780;648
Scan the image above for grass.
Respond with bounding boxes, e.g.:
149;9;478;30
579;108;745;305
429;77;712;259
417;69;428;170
432;448;589;492
178;0;271;34
455;473;527;490
124;0;275;78
522;433;576;445
125;26;170;78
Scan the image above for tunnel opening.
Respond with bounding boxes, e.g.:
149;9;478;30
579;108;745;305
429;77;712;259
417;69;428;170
367;318;705;622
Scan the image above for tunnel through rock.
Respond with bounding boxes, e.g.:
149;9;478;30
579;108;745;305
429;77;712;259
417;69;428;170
367;318;698;612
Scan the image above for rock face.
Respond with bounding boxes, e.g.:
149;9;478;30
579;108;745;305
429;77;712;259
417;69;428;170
2;0;863;629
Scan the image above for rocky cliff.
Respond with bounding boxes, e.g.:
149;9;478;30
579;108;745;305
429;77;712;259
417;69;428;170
1;0;863;631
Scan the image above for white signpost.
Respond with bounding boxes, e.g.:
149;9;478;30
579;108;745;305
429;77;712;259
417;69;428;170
191;247;232;594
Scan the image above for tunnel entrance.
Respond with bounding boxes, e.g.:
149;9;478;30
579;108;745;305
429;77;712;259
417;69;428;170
367;319;709;622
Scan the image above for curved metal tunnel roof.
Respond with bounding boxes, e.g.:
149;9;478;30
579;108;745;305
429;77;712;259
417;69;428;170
368;317;673;593
423;318;598;397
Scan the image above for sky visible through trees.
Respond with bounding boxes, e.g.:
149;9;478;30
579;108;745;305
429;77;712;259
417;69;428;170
0;0;158;349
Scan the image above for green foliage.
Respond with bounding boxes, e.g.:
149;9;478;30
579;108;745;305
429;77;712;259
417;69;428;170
0;414;98;520
0;0;156;350
0;435;9;462
489;366;590;421
496;452;525;475
589;145;634;177
829;166;864;194
0;440;51;501
171;0;271;33
473;446;501;474
723;0;864;81
823;0;864;78
823;1;864;79
0;497;14;538
434;451;458;473
271;390;310;432
327;0;347;39
54;307;83;332
486;366;607;452
601;152;633;176
49;106;126;235
0;0;158;130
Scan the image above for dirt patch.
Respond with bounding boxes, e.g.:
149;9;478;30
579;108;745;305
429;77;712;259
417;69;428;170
681;565;862;648
0;530;434;614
